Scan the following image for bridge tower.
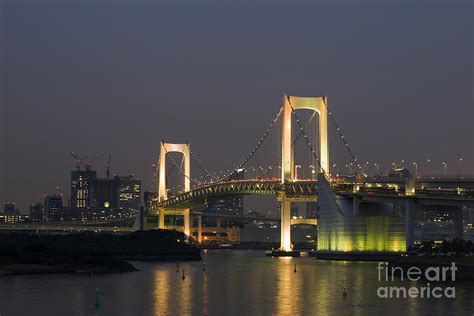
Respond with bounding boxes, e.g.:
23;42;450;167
158;141;191;236
280;95;329;251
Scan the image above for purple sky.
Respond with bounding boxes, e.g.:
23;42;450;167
1;1;473;212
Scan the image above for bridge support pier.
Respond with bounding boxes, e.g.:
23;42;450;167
353;196;360;216
405;200;418;250
197;215;203;243
184;209;191;236
159;209;165;229
455;206;464;240
280;194;292;251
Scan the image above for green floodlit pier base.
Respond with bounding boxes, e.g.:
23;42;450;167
317;174;406;256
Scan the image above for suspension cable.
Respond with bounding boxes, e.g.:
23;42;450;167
189;147;220;181
207;105;284;183
162;146;208;186
322;98;362;172
255;111;317;178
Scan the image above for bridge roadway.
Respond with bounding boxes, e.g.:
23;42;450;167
156;179;317;209
155;176;474;210
0;213;315;234
0;224;133;233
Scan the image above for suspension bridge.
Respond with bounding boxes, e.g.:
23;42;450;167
141;94;474;255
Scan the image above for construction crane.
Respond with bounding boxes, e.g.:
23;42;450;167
70;152;99;171
106;154;112;179
85;154;99;171
70;152;88;171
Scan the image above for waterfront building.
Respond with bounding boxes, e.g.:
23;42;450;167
143;191;157;210
44;195;63;221
70;170;97;221
29;203;44;222
116;175;141;214
3;202;16;215
92;177;120;219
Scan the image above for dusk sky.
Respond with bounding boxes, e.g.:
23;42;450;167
1;1;472;212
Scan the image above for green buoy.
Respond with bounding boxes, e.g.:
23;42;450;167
95;288;101;315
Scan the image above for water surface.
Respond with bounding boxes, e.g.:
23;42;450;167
0;250;473;315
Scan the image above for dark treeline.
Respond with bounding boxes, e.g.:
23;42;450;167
0;230;201;271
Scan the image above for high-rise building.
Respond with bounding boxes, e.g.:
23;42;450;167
92;177;120;219
3;202;17;215
143;191;157;210
44;195;63;221
70;170;97;221
2;202;21;224
116;175;141;214
29;203;44;222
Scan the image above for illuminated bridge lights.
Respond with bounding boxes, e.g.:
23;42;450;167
156;180;318;209
156;178;474;210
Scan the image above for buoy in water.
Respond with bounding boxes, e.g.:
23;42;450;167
202;262;206;272
182;270;185;280
342;287;347;298
176;263;180;273
294;264;297;273
95;288;101;313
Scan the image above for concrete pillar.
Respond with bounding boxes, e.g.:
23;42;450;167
158;142;190;202
197;215;203;243
405;177;415;196
353;196;360;216
281;99;293;182
280;193;292;251
159;208;165;229
318;99;329;174
405;200;418;250
455;206;464;240
184;209;190;236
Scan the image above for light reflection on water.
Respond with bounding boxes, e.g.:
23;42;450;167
0;250;473;315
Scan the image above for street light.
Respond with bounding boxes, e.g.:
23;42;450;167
309;165;316;180
295;165;302;180
425;158;431;176
361;161;369;175
412;162;418;177
458;158;463;177
442;162;447;176
374;163;379;176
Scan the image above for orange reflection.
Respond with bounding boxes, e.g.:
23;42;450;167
152;269;170;315
275;259;302;315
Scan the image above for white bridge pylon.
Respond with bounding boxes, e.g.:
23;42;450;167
158;141;191;236
280;95;329;251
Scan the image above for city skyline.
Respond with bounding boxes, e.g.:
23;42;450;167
1;2;472;212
